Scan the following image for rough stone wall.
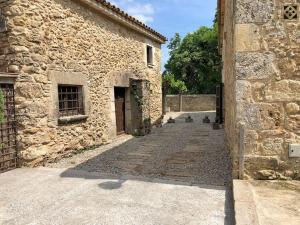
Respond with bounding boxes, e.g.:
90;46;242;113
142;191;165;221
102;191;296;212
225;0;300;179
222;0;238;177
166;95;216;112
0;0;163;166
0;0;13;72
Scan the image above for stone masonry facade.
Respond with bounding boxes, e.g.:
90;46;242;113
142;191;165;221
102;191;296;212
219;0;300;179
0;0;166;166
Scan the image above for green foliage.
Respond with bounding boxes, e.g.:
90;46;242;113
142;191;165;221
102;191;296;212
163;72;187;94
165;19;221;94
0;89;4;123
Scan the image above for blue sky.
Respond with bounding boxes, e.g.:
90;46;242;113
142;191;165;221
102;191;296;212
110;0;217;68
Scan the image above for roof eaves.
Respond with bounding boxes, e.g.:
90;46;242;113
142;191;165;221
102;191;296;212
77;0;167;43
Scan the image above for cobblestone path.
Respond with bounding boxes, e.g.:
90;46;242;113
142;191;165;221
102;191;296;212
49;112;232;186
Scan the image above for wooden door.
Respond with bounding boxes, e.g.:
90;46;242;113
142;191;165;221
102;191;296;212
115;87;126;135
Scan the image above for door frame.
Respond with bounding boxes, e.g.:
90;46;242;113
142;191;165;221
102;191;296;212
111;86;132;137
107;72;136;139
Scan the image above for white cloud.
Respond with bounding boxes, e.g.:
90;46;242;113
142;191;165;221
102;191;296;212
132;14;154;23
109;1;119;7
110;0;155;24
127;3;154;15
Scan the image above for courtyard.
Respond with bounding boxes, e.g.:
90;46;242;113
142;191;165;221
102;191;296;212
0;0;299;224
0;112;234;225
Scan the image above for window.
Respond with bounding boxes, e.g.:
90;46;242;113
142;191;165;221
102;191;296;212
283;5;298;20
58;85;84;117
0;10;7;33
147;45;153;66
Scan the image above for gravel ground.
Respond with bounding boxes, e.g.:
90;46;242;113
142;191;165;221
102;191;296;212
0;167;234;225
0;112;234;225
48;112;232;186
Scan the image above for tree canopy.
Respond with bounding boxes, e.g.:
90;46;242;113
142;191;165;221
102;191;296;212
163;72;187;94
164;21;221;94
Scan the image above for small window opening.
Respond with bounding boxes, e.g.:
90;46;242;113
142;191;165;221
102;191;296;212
0;9;7;33
147;45;153;66
58;85;84;117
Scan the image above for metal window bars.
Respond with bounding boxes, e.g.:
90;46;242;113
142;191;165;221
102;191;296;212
0;83;17;172
58;85;84;117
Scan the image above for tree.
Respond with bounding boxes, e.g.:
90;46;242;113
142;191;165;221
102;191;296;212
165;20;221;94
163;72;187;94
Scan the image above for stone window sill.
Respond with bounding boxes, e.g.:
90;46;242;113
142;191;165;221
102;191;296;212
147;64;155;68
0;73;19;78
58;115;88;124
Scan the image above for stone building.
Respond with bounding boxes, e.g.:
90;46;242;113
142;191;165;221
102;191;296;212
0;0;166;169
218;0;300;179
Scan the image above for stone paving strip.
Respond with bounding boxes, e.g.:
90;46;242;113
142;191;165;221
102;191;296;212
233;180;300;225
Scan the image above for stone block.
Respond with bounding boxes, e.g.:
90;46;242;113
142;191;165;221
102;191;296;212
256;170;277;180
17;100;48;117
19;145;48;161
167;117;175;123
235;0;274;24
185;115;194;123
8;65;20;73
203;116;211;123
244;155;280;171
259;129;286;138
265;80;300;102
252;82;266;101
237;103;284;130
235;24;261;52
286;103;299;114
236;52;276;80
11;45;29;53
13;17;26;26
258;137;284;156
244;130;259;155
16;83;44;99
236;80;252;103
285;115;300;134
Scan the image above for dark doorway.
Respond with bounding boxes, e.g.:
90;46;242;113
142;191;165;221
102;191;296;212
0;83;17;172
115;87;126;135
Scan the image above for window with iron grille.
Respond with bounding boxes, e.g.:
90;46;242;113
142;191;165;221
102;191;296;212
58;85;84;117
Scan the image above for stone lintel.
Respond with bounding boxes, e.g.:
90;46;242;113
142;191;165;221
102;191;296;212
0;72;19;84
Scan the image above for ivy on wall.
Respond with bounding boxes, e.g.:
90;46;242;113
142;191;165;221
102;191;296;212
131;87;143;109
